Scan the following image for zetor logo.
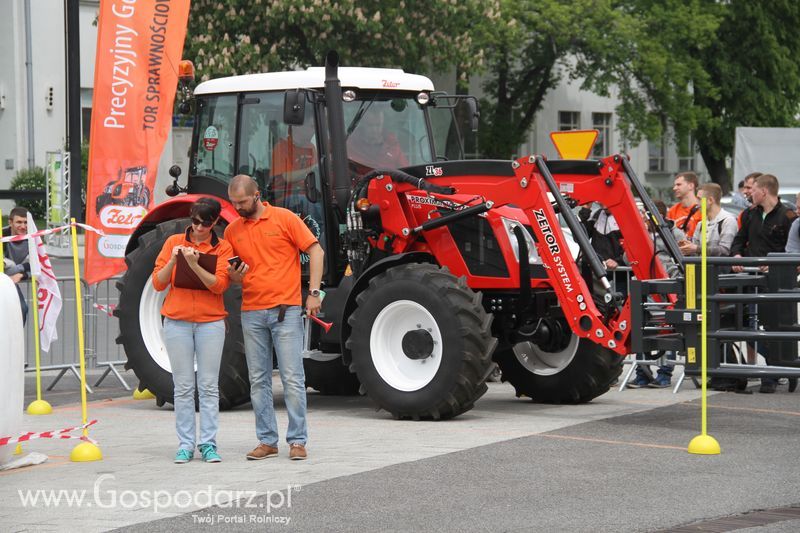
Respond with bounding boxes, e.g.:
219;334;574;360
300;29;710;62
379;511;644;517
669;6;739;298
100;205;147;229
425;165;443;177
381;80;400;88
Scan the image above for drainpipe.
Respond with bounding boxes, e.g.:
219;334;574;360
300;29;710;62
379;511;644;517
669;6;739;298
24;0;35;168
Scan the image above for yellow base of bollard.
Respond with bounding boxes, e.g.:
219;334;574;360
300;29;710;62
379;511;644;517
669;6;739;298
70;441;103;462
14;444;23;455
133;388;155;400
26;399;53;415
688;434;721;455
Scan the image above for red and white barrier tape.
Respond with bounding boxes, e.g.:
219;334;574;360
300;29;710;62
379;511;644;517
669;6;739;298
0;222;105;244
93;303;117;317
0;420;98;447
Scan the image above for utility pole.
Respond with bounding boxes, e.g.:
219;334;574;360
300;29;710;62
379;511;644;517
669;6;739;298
65;0;82;222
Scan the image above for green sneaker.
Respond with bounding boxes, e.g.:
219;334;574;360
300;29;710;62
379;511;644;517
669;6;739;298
174;449;194;464
199;444;222;463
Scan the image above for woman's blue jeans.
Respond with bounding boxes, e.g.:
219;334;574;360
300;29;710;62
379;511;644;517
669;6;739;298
163;318;225;451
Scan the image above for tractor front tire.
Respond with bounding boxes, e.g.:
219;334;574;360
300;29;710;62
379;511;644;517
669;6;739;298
114;218;251;410
347;264;496;420
495;337;622;404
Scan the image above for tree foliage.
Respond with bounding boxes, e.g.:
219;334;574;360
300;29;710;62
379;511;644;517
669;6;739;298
476;0;630;158
186;0;494;79
607;0;800;187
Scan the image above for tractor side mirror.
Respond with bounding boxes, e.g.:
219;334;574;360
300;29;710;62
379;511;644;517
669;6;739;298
304;172;319;203
283;89;306;125
165;165;184;197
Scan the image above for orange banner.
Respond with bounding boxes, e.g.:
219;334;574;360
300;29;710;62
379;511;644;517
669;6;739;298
84;0;191;284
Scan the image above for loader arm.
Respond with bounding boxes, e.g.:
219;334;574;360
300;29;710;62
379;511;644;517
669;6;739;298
362;155;669;356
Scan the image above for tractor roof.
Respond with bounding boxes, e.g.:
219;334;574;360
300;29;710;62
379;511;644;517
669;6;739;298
195;67;435;95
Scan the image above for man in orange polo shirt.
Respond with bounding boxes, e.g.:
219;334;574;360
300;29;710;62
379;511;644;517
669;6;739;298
667;171;703;238
225;174;324;461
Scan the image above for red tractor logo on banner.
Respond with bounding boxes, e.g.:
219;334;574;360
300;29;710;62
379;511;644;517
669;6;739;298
95;166;152;214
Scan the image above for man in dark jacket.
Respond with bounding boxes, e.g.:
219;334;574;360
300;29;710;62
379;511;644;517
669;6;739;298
731;174;796;393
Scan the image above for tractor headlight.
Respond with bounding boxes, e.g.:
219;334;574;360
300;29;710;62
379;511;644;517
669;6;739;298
501;217;541;265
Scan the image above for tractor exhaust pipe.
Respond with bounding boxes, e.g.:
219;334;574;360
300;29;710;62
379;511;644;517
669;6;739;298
324;51;351;211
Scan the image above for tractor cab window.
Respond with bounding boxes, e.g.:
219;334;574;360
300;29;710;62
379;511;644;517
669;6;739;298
193;95;237;181
344;95;432;176
238;92;326;255
428;97;480;161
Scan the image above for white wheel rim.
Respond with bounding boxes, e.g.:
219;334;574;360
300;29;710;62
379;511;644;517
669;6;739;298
139;275;171;372
370;300;443;392
512;334;579;376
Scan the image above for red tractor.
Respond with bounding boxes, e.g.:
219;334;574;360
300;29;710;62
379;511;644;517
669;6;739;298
115;53;679;419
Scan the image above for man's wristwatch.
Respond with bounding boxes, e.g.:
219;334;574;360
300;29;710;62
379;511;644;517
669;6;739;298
309;289;321;298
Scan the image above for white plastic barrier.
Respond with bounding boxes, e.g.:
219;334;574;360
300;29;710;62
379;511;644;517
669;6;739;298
0;274;25;465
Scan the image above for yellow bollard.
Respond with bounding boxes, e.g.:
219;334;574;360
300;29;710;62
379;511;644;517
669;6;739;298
26;274;53;415
688;198;721;455
133;388;156;400
68;219;102;462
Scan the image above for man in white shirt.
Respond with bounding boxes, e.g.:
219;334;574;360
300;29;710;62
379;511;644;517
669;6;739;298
678;183;737;257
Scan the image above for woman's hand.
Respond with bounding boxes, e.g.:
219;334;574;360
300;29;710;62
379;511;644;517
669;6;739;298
182;247;200;266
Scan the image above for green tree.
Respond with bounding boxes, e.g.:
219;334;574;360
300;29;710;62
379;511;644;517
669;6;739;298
609;0;800;188
185;0;494;79
475;0;639;158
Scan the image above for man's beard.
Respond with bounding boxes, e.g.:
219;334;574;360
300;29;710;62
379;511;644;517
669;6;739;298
237;201;258;218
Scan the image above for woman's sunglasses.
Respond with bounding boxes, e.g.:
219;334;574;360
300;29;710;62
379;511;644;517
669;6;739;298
191;217;214;228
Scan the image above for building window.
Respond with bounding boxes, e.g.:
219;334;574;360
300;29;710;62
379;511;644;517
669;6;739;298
648;137;665;172
592;113;612;157
81;107;92;142
558;111;580;131
678;133;696;171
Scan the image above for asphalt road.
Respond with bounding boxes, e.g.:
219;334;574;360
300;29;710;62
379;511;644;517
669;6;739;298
110;387;800;533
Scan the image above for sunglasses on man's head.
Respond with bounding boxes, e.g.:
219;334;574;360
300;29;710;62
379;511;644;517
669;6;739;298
191;217;214;228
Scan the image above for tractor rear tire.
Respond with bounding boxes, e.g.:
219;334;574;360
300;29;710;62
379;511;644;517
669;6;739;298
346;264;496;420
304;358;360;396
114;218;251;410
494;337;622;404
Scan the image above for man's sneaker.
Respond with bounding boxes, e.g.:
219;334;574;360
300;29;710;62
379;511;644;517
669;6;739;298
246;443;278;460
289;443;307;461
648;376;671;388
199;444;222;463
626;377;651;389
174;449;193;464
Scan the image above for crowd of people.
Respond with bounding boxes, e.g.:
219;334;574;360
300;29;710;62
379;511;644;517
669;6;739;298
586;171;798;394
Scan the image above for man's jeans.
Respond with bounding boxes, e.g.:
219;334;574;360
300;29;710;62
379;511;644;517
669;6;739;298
241;306;307;446
163;318;225;451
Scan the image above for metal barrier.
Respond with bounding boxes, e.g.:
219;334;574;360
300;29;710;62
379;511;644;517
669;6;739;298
20;275;130;392
630;254;800;382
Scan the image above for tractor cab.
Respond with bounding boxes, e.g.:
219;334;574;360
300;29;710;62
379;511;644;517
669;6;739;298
182;67;478;282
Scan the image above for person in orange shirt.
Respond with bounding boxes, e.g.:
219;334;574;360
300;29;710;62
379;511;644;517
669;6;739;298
225;175;324;462
270;121;317;202
667;172;703;238
152;197;233;464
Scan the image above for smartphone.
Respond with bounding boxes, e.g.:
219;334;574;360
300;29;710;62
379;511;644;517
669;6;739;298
227;256;243;268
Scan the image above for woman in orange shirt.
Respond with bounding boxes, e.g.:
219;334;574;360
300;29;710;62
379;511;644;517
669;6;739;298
152;198;233;464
